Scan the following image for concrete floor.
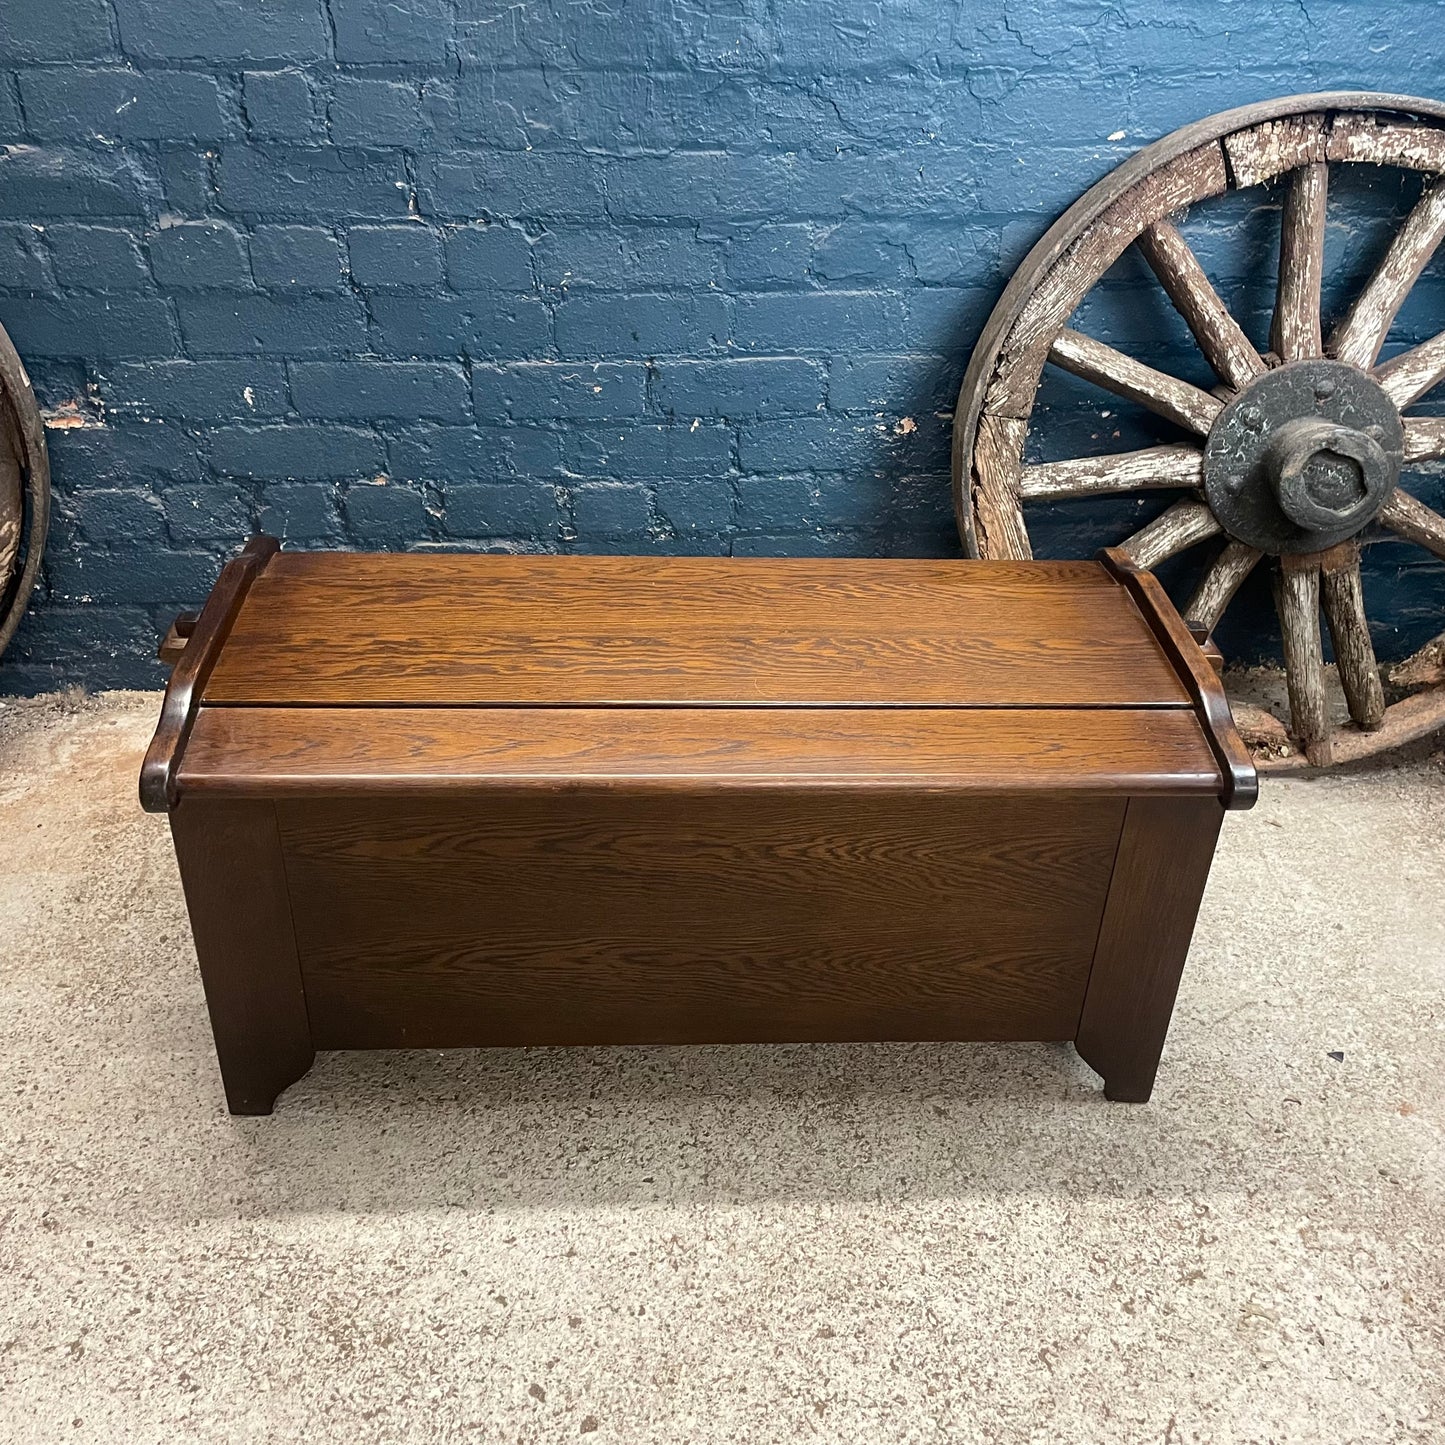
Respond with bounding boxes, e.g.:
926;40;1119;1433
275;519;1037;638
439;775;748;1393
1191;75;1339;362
0;690;1442;1444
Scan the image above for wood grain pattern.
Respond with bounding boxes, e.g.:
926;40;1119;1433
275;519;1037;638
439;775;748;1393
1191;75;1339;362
1182;540;1262;633
1074;796;1224;1102
1402;417;1445;464
149;541;1247;1108
1137;220;1268;392
204;554;1191;708
1048;329;1223;435
983;141;1229;420
178;704;1223;797
1019;445;1203;501
1330;180;1445;370
1373;329;1445;408
140;534;277;813
1116;498;1221;571
169;797;313;1114
1223;113;1327;188
1273;555;1331;766
279;792;1125;1050
953;100;1445;557
969;412;1032;560
1319;542;1385;730
1099;548;1258;810
1272;162;1328;362
1326;114;1445;172
1380;487;1445;559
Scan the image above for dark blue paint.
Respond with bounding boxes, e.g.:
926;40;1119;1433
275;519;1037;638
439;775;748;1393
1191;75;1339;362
0;0;1441;691
248;224;344;291
346;226;445;290
149;220;251;289
47;224;150;290
241;69;320;141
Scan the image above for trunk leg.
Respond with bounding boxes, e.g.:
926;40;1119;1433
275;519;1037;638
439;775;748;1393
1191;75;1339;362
169;798;314;1115
1075;797;1224;1103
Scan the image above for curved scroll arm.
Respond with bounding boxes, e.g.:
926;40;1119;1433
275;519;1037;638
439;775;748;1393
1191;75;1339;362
139;534;280;814
1098;547;1259;810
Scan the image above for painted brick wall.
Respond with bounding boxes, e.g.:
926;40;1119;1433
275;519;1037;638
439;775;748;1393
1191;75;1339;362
1;0;1443;691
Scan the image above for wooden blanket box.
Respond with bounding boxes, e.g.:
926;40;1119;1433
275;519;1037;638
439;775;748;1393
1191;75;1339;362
141;535;1255;1114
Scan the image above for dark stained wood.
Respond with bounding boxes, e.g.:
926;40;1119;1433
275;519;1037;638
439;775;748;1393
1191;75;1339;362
203;554;1191;709
169;797;313;1115
278;792;1124;1050
1074;796;1225;1101
1187;625;1225;676
157;610;199;667
140;534;278;813
178;704;1224;798
1098;548;1258;809
147;539;1251;1110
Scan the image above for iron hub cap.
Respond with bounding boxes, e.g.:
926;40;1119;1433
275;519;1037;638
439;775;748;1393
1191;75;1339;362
1202;359;1403;554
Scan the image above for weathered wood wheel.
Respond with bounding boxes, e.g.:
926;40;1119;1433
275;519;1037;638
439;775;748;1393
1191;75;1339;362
953;92;1445;767
0;318;49;663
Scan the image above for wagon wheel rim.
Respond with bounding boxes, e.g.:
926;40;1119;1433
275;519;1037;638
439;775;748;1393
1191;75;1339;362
951;91;1445;768
0;317;49;662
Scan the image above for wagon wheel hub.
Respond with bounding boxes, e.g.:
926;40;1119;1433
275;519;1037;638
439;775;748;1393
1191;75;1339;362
1202;360;1403;554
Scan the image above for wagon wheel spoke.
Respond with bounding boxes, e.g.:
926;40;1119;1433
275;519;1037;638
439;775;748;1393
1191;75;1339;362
1117;497;1221;570
1272;559;1331;765
1272;161;1328;361
1330;179;1445;369
1319;543;1386;729
1183;540;1263;632
1019;444;1203;500
1373;328;1445;407
1402;416;1445;462
1047;329;1223;436
955;98;1445;770
1380;488;1445;560
1137;220;1268;391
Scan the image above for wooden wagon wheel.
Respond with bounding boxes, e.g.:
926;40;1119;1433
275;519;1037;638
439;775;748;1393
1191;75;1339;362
953;92;1445;767
0;317;49;663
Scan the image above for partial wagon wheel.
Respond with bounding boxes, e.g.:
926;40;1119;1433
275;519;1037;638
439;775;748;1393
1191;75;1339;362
0;317;49;662
952;92;1445;768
